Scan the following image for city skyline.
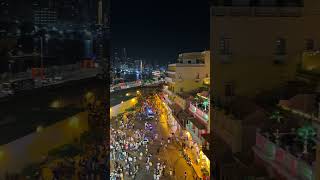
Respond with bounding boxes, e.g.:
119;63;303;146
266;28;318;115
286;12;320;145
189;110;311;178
111;0;210;64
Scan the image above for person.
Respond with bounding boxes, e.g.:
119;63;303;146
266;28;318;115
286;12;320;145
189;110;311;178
184;171;187;180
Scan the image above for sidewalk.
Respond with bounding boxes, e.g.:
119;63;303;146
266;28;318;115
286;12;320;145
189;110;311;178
184;147;203;179
157;120;203;179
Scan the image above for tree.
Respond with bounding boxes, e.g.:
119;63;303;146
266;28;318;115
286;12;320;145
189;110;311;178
269;111;283;145
203;100;209;111
297;124;316;154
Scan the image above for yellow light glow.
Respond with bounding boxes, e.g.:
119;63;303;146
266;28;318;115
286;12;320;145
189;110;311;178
36;126;43;133
121;101;124;104
69;117;79;128
185;131;191;139
131;98;136;103
50;100;60;108
85;92;94;100
200;151;210;168
126;93;130;96
203;78;210;85
136;90;140;94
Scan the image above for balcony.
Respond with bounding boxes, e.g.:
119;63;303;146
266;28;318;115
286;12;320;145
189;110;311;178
253;130;315;180
165;77;174;84
212;6;302;17
186;123;203;145
166;71;176;75
189;103;209;125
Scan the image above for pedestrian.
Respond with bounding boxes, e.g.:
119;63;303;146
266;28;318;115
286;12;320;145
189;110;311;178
184;171;187;180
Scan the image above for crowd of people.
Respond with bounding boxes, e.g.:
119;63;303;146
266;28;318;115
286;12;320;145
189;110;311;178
110;95;176;180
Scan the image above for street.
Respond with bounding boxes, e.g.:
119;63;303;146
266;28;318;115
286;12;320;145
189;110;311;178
110;93;198;180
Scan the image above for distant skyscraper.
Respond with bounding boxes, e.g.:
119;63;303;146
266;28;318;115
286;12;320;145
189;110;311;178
122;48;127;63
34;8;57;26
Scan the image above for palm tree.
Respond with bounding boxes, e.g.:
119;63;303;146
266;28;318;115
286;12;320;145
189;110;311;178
269;111;283;145
297;124;316;154
203;100;209;111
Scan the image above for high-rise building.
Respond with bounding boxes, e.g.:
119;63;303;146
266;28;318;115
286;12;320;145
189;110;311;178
33;8;57;26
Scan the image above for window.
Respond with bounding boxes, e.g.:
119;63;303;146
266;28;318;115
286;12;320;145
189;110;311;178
196;59;200;64
219;37;231;55
225;83;234;97
275;38;286;55
187;60;191;64
180;88;184;92
196;73;200;79
305;39;314;51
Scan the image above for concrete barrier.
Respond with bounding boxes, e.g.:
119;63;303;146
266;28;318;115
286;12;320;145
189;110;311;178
0;112;88;177
110;97;138;118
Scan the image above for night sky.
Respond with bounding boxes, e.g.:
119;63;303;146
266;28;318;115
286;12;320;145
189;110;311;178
111;0;210;64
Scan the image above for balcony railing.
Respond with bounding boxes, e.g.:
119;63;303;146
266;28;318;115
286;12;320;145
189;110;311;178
212;6;303;17
253;131;315;180
186;124;203;145
189;103;209;124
